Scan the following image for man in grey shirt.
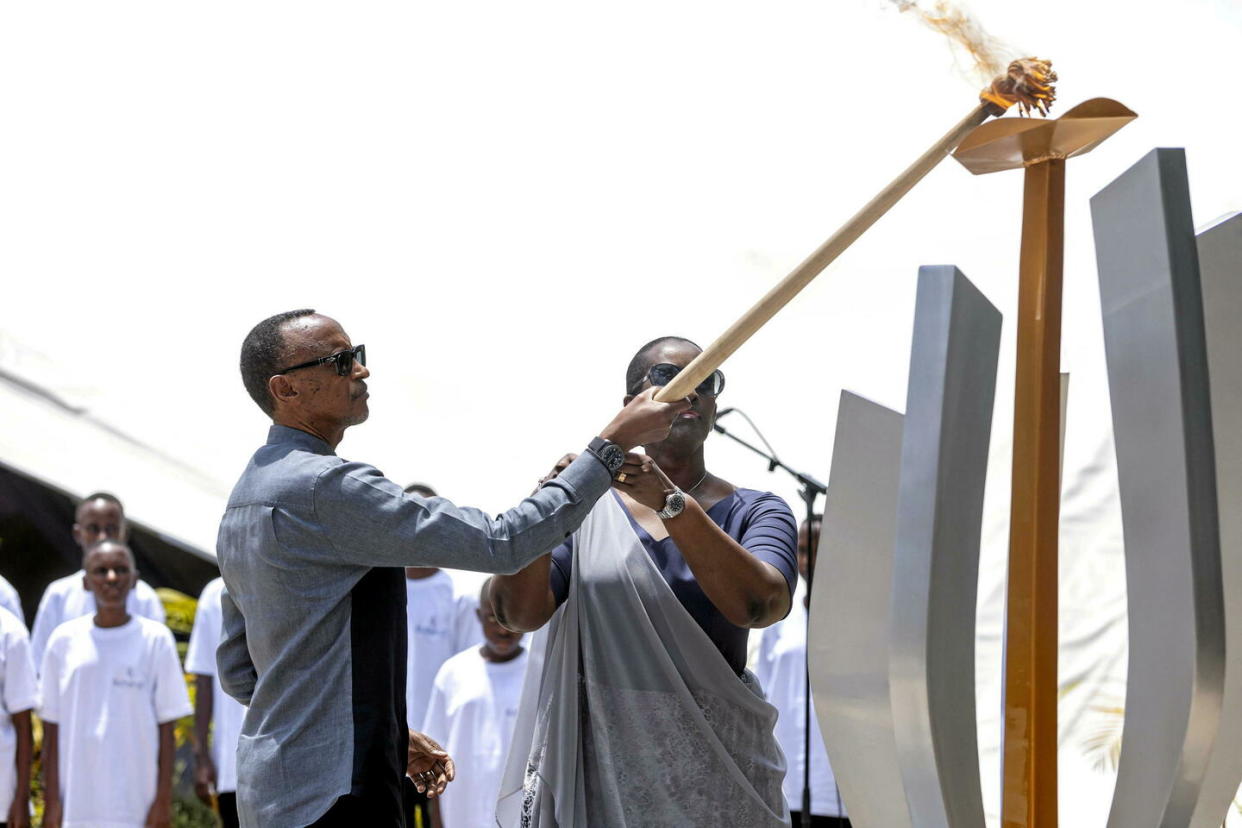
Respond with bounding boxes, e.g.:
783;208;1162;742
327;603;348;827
216;309;686;828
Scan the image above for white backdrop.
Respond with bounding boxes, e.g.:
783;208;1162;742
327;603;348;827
3;1;1240;823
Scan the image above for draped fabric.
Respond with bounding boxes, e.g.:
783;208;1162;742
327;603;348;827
496;493;791;827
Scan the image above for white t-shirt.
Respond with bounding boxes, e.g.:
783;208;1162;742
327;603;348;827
0;607;38;818
31;571;166;670
39;614;193;828
754;590;845;817
404;570;484;731
183;577;246;794
421;647;528;828
0;577;23;626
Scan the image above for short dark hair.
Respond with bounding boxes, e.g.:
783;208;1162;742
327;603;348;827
403;483;437;498
76;492;124;520
79;491;123;510
240;309;317;415
84;538;135;565
625;336;701;394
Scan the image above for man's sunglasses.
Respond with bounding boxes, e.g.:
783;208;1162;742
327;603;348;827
279;344;366;377
639;363;725;397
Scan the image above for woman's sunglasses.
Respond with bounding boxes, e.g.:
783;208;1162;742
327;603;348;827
640;363;725;397
279;344;366;377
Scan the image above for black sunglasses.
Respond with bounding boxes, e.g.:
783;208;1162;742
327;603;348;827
279;344;366;377
639;363;725;397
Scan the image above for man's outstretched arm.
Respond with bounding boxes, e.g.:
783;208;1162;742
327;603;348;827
315;388;689;574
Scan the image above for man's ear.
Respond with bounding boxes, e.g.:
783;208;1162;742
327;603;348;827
71;523;83;548
268;375;298;407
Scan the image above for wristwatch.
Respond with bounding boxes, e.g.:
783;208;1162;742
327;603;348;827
656;487;687;520
586;436;626;477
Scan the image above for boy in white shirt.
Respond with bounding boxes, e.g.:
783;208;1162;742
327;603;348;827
754;515;849;827
39;540;192;828
403;484;485;827
0;606;37;828
185;577;246;828
401;484;485;735
31;493;166;669
421;580;527;828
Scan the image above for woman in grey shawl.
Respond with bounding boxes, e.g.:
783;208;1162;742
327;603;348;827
489;337;799;827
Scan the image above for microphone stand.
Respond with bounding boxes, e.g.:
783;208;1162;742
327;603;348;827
713;412;828;828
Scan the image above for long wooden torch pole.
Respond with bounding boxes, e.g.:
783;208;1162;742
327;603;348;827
653;101;996;403
1001;157;1065;828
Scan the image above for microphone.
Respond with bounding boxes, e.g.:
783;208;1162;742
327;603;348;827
715;407;735;418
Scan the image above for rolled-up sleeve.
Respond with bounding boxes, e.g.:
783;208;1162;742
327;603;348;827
313;452;611;574
216;586;257;705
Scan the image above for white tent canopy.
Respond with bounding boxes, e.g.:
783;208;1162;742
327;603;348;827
0;331;226;558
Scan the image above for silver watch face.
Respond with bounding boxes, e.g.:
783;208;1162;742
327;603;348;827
660;490;686;519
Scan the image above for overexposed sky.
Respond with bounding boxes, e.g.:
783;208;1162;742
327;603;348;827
3;3;1241;823
2;0;1237;516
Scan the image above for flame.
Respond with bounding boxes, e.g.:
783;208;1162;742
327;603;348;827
981;58;1058;116
892;0;1010;81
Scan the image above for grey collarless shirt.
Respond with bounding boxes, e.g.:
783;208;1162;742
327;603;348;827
216;425;610;828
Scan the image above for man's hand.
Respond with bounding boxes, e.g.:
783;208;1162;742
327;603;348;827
599;387;691;451
145;796;172;828
408;729;455;799
193;753;217;807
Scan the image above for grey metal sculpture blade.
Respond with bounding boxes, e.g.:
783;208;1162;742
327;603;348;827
1187;212;1242;828
1091;148;1225;828
888;265;1001;828
809;391;907;828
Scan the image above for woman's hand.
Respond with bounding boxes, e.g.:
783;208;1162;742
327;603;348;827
611;453;676;511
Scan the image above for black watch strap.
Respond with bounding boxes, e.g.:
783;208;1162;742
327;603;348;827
586;436;626;476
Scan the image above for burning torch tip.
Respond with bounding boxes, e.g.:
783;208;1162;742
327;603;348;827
980;57;1058;118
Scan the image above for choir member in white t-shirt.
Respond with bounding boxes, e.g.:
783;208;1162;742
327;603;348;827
185;577;246;828
421;580;528;828
0;606;37;828
38;541;192;828
30;494;167;670
754;515;849;828
0;578;23;627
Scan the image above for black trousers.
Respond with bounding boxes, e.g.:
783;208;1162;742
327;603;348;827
307;795;404;828
307;778;419;827
402;779;432;828
218;791;240;828
789;814;851;828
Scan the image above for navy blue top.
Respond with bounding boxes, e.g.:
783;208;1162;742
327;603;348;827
549;488;798;675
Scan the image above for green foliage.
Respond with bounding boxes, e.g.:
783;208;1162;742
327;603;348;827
158;588;198;637
171;785;218;827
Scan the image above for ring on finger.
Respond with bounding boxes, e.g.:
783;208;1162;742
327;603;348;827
617;472;627;483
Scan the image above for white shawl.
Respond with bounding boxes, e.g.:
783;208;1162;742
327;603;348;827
496;493;790;827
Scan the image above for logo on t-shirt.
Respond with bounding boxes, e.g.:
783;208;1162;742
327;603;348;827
413;615;451;639
112;665;146;690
